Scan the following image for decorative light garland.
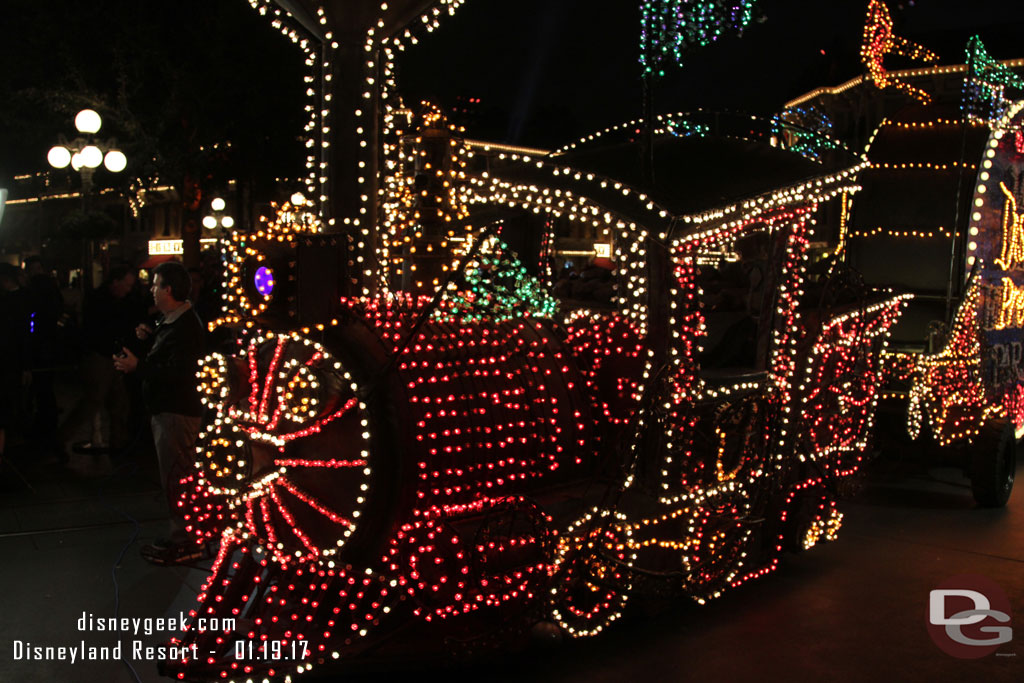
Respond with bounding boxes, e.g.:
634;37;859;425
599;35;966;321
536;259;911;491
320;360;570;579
962;35;1024;125
861;0;939;104
640;0;760;77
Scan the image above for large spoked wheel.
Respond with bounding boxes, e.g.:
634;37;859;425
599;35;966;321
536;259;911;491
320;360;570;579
195;330;376;564
970;420;1017;508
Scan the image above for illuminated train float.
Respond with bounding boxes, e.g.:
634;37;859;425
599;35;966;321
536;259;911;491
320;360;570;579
157;110;918;680
149;0;1024;677
846;100;1024;506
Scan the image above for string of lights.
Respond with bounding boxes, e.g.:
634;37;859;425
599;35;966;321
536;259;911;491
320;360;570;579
640;0;760;77
962;35;1024;125
861;0;939;103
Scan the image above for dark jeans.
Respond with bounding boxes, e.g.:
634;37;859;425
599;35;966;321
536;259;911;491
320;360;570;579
59;352;129;449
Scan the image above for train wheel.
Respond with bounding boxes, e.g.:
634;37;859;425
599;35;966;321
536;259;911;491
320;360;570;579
194;331;376;565
970;420;1017;508
549;510;631;638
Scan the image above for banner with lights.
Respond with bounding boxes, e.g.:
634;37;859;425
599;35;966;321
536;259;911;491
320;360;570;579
961;100;1024;437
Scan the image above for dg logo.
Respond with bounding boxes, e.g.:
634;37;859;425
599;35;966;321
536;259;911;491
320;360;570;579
927;574;1013;658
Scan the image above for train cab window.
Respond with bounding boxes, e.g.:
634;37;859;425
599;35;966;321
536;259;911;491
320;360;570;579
697;232;772;373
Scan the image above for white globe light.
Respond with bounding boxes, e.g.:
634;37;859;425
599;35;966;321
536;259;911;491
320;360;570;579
70;152;84;171
80;145;103;168
202;216;218;229
220;216;235;229
103;149;127;173
211;197;226;212
290;192;306;206
48;146;71;169
75;109;102;134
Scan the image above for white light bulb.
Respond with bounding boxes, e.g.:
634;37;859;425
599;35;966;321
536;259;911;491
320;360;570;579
80;145;103;168
103;150;127;172
47;146;71;169
75;109;102;134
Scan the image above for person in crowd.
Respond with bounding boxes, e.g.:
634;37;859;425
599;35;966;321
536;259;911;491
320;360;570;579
21;256;64;443
0;264;30;469
59;265;140;472
700;232;770;369
114;261;206;565
553;262;578;299
570;260;615;303
187;266;218;326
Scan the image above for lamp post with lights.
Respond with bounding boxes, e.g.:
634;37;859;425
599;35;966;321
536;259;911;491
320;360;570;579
202;196;235;235
47;109;127;192
46;109;128;287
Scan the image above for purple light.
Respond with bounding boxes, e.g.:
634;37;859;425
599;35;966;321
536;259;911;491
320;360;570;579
254;266;275;296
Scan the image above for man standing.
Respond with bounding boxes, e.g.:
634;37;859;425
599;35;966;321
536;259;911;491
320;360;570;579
60;265;138;469
114;261;206;565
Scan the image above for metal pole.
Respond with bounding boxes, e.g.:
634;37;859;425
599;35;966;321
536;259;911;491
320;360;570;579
945;48;976;324
642;72;655;187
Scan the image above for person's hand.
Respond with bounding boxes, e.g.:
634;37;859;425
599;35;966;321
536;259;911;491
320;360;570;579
113;348;138;373
135;323;153;340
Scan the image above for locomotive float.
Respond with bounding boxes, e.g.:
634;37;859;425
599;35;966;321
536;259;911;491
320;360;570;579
153;103;917;681
152;1;1023;680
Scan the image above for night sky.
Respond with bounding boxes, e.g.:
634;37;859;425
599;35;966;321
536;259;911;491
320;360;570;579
398;0;1024;147
3;0;1024;182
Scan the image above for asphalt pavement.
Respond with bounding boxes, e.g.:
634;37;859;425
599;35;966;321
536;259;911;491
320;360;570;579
0;432;1020;683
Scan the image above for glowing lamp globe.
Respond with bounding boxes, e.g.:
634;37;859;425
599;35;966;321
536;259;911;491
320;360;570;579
221;216;235;229
75;109;102;134
254;267;275;296
202;216;218;230
290;192;306;206
47;146;71;169
80;145;103;169
70;153;84;171
103;150;127;173
211;197;226;211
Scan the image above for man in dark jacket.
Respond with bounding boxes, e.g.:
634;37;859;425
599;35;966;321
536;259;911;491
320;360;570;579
114;261;206;564
60;265;139;468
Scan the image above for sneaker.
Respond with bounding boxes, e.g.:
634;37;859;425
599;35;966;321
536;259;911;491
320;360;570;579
141;541;213;566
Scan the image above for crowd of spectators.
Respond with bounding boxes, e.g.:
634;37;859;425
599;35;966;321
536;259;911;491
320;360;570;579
0;257;217;470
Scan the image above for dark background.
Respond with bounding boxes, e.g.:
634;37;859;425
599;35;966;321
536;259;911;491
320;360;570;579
2;0;1024;182
398;0;1024;147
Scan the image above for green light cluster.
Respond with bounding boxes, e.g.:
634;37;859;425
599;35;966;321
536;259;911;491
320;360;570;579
436;239;558;324
962;35;1024;124
640;0;760;77
772;106;839;163
665;118;711;138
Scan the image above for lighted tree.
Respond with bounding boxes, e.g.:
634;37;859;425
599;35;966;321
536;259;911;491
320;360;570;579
435;236;558;324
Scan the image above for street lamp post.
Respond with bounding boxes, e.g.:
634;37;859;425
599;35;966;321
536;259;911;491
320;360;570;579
202;196;235;235
46;109;127;287
47;109;127;190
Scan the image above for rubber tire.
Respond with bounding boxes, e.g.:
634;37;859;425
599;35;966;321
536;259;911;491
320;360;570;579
970;421;1017;508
